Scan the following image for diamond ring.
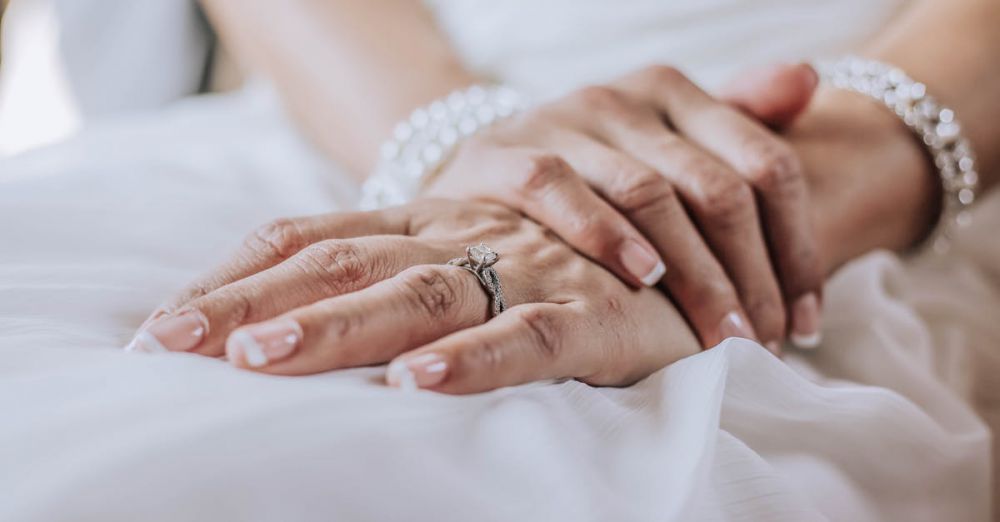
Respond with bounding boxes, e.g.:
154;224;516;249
447;243;507;317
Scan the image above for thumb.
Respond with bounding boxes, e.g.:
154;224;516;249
718;63;819;129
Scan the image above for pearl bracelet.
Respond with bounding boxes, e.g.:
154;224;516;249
359;84;525;211
815;56;979;253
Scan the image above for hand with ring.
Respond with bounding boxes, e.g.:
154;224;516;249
425;64;824;353
127;200;701;394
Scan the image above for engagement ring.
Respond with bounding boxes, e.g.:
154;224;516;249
448;243;507;317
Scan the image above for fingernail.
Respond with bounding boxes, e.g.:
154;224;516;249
227;320;302;368
137;306;172;332
765;340;782;356
790;292;822;349
718;311;756;341
131;310;208;353
124;309;172;351
386;353;448;391
620;239;665;286
799;62;819;90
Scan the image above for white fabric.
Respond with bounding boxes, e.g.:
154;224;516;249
0;0;209;156
1;0;997;521
424;0;906;97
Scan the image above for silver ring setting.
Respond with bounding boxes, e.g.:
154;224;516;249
448;243;507;317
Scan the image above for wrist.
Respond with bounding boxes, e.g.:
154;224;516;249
359;83;525;210
791;87;939;274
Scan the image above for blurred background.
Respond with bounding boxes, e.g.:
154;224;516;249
0;0;235;158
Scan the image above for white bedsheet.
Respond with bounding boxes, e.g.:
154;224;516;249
0;85;997;521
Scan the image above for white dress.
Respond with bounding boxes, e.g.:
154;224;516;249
0;1;996;521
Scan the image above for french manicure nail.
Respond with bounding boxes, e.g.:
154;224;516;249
386;353;448;391
790;292;822;349
620;239;665;286
227;320;302;368
765;341;782;356
132;310;208;352
718;311;756;341
137;306;172;332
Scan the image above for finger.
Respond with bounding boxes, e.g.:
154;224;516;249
127;236;447;356
717;62;818;129
144;207;415;326
554;117;780;349
593;132;785;350
618;66;823;347
384;302;595;394
224;264;491;375
453;144;666;288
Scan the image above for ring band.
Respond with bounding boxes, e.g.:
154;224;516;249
448;243;507;317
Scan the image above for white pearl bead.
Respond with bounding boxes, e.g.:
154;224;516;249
362;84;526;211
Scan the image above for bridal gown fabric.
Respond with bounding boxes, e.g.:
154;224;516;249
0;1;997;521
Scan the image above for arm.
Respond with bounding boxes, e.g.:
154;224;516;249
203;0;828;350
191;3;991;364
200;0;478;177
802;0;999;270
204;0;999;266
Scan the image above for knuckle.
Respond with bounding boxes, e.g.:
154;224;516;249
202;288;253;329
513;307;563;361
397;266;465;320
697;175;754;226
687;276;739;313
744;141;803;195
246;218;308;260
227;291;254;326
313;299;366;344
609;169;676;216
480;214;522;238
463;334;506;377
555;208;618;256
296;240;368;293
572;85;628;112
515;153;573;198
640;64;685;86
181;281;214;303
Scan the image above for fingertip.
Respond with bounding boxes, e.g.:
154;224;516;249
775;62;820;110
789;292;822;350
137;306;172;332
794;62;820;93
386;352;450;391
620;238;666;287
386;359;418;392
717;310;758;344
719;62;818;128
639;259;667;287
225;319;303;370
135;310;208;353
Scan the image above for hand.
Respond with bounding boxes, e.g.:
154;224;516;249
424;64;824;352
127;200;701;393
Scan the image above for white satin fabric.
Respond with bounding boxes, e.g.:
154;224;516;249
1;1;998;521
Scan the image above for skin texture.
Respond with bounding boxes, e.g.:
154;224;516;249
199;0;825;349
425;65;822;351
127;63;977;394
129;200;702;394
170;0;1000;392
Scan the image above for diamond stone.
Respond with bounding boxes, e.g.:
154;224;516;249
468;243;498;266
